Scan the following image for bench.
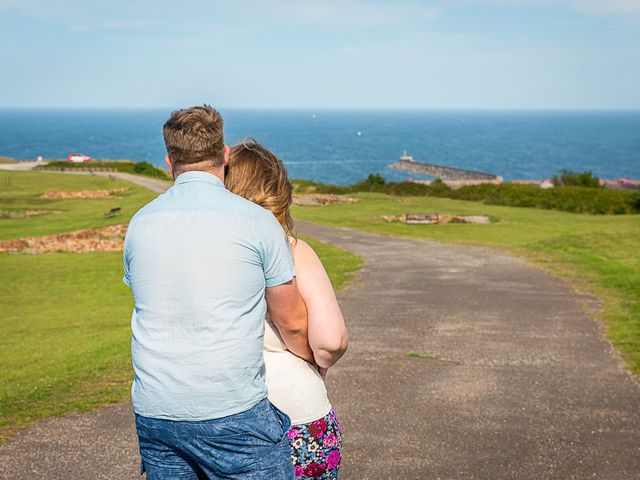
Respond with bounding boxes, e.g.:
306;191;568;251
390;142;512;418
104;207;122;218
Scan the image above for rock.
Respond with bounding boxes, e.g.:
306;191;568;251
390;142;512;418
292;194;358;206
41;188;129;199
0;224;128;254
380;213;491;225
0;210;51;219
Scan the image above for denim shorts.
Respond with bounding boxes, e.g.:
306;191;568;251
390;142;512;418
135;398;294;479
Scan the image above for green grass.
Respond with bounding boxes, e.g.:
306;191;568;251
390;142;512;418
292;192;640;375
0;252;134;440
4;171;635;442
404;352;437;360
0;171;361;441
0;170;157;240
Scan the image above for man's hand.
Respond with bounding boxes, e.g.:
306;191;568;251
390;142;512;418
266;278;315;364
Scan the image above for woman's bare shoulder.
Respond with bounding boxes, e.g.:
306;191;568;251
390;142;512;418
291;238;323;266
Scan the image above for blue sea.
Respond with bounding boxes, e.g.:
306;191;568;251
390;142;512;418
0;109;639;184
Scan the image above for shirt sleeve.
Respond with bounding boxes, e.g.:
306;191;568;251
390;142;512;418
257;212;296;288
122;227;132;287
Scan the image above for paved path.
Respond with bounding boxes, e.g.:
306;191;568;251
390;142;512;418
89;172;169;194
0;161;45;171
95;172;170;193
0;163;171;193
1;223;639;479
47;170;171;194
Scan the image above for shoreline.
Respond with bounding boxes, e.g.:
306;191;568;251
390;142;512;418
1;158;638;190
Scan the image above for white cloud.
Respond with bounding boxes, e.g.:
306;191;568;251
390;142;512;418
571;0;640;16
0;0;168;30
444;0;640;16
280;0;440;27
2;0;638;29
0;0;440;31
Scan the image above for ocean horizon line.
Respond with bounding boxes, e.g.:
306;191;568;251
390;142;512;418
1;108;637;183
1;107;640;114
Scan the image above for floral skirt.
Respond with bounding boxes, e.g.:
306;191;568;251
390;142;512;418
287;408;342;479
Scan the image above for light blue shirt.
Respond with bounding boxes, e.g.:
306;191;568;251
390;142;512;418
123;171;296;420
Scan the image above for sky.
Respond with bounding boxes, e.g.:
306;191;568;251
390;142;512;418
0;0;639;109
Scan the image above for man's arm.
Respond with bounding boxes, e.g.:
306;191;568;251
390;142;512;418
266;278;315;364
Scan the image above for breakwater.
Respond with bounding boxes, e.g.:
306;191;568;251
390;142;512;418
391;159;500;181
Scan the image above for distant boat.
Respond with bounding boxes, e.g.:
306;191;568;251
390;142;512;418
399;150;415;162
67;153;92;163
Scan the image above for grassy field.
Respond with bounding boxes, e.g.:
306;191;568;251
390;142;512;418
0;170;157;240
292;192;640;376
0;252;134;438
0;171;362;441
2;171;636;440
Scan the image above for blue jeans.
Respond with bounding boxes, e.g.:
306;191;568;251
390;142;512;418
135;398;294;479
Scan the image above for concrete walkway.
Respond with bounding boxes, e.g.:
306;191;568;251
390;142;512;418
94;172;170;194
49;170;171;194
0;161;44;171
1;223;639;479
0;163;171;194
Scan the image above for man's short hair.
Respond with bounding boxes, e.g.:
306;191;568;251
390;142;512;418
163;105;224;174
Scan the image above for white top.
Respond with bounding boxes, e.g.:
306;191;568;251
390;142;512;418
264;316;332;425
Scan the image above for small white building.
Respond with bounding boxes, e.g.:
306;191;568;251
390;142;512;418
67;153;92;163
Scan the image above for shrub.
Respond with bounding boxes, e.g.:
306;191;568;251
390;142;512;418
292;174;639;215
291;179;322;194
352;174;387;192
429;178;452;195
133;161;154;174
37;160;169;179
385;182;432;196
451;183;638;214
314;183;353;195
553;170;601;188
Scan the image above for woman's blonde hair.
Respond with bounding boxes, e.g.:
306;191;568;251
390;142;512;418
225;138;295;238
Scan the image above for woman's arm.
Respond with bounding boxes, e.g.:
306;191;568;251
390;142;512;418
292;239;349;369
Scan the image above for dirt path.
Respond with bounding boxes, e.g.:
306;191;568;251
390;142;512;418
1;222;639;479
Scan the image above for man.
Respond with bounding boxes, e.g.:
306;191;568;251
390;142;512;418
123;105;313;479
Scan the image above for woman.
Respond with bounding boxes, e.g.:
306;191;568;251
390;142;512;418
225;139;349;479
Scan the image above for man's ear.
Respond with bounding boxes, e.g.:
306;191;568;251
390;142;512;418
223;145;230;166
165;155;174;172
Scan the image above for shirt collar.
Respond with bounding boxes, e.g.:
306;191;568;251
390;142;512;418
174;171;225;188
